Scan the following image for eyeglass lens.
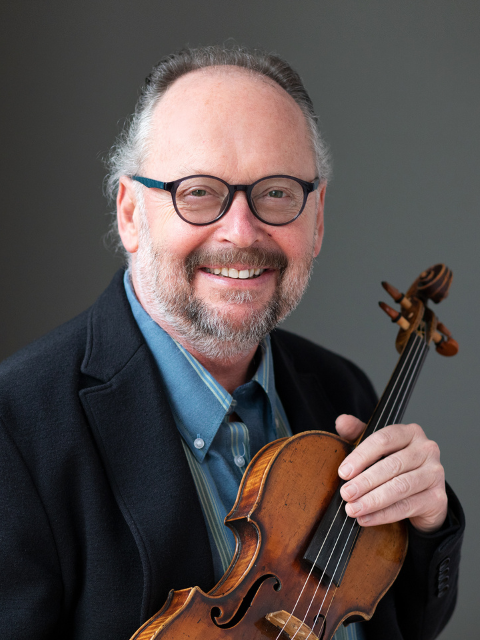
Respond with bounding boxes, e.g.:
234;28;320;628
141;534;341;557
174;176;306;224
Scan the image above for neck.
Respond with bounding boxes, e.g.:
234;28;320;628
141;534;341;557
131;269;259;394
171;337;258;394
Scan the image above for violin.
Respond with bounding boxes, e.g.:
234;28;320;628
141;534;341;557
130;264;458;640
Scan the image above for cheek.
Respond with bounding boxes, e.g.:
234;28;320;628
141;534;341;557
271;225;316;262
144;202;177;233
145;205;214;258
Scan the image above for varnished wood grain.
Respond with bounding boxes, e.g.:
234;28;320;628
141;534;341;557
129;431;407;640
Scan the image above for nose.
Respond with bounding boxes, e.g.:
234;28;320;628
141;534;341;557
215;191;265;248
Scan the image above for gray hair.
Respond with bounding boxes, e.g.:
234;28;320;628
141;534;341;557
104;45;331;255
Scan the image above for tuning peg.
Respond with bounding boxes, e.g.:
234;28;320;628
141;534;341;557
380;302;459;355
381;281;413;310
379;302;411;331
436;322;452;338
432;324;459;356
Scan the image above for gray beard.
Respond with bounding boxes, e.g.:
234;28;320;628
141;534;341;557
133;216;314;361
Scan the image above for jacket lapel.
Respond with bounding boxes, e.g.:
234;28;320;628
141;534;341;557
79;272;213;620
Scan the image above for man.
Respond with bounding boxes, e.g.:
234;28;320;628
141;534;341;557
0;46;463;640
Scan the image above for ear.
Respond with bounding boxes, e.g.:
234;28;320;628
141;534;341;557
117;177;140;254
313;183;326;257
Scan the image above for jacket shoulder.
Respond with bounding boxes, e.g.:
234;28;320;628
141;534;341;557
0;309;90;383
271;328;378;423
0;309;92;424
272;328;373;383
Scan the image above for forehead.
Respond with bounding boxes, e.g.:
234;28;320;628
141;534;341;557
146;67;316;180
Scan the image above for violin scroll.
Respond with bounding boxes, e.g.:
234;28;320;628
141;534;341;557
408;264;453;304
380;264;458;357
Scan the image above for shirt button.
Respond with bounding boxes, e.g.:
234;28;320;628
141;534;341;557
234;455;245;467
194;437;205;450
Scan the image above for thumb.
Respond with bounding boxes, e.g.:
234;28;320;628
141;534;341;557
335;414;366;443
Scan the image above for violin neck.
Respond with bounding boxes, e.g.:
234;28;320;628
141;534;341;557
359;332;430;444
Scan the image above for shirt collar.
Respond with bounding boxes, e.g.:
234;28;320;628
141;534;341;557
124;270;277;461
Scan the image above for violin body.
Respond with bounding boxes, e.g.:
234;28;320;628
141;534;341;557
132;431;407;640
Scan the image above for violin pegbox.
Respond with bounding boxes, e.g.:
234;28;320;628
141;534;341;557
379;264;458;357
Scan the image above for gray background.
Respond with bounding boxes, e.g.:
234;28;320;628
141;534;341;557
1;1;478;636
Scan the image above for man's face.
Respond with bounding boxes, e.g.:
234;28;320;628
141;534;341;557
118;67;325;359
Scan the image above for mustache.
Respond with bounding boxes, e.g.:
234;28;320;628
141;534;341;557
185;247;289;281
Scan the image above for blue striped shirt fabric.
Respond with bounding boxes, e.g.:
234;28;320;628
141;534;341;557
124;271;365;640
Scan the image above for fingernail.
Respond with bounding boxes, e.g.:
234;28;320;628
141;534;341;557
339;462;353;479
358;515;371;525
342;484;357;500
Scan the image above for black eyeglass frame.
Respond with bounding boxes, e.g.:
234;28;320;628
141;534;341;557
131;174;320;226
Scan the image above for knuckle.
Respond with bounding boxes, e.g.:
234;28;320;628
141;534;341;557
393;497;411;517
375;428;394;447
429;461;445;484
384;453;403;476
425;439;440;459
366;491;382;510
356;473;373;494
432;486;448;507
408;422;424;439
353;447;369;468
391;475;411;496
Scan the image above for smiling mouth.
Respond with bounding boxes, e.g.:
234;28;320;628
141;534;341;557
202;267;266;280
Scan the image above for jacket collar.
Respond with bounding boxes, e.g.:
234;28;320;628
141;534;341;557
80;269;145;382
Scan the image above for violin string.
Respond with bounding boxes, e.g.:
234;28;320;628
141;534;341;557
291;334;428;637
308;335;429;634
389;341;429;427
374;335;427;434
273;501;346;640
283;334;426;638
288;509;354;639
275;333;427;639
370;333;424;435
309;521;358;639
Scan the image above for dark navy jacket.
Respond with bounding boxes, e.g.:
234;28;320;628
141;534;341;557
0;271;464;639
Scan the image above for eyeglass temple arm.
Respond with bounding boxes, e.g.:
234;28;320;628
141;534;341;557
132;176;168;190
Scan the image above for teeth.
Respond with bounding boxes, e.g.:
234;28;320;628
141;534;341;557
204;267;265;279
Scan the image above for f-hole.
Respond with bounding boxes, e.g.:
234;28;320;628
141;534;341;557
313;613;326;640
211;574;281;629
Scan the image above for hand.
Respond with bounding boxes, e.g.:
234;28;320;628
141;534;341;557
336;414;448;533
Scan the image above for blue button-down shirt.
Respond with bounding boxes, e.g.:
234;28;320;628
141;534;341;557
124;271;364;640
124;272;292;573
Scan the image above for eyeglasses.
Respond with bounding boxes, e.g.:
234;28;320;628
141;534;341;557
131;174;320;226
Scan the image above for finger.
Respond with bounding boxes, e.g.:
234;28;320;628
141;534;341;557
340;442;431;502
335;414;366;443
338;423;425;480
344;463;444;519
353;486;448;532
